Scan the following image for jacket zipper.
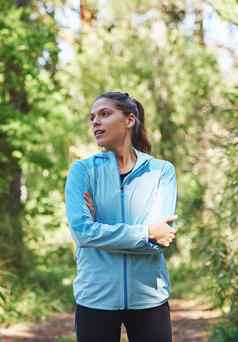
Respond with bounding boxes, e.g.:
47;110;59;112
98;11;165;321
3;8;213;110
112;152;151;310
120;184;128;309
112;153;128;309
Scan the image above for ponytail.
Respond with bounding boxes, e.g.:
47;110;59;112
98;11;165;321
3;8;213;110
131;98;151;154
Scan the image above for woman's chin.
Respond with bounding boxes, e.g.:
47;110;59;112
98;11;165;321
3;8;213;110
96;140;105;147
97;141;112;150
97;141;107;149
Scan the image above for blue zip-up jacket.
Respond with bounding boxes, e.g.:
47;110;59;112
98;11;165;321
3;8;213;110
64;146;177;310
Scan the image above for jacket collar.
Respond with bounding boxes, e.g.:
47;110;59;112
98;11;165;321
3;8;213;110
96;146;153;172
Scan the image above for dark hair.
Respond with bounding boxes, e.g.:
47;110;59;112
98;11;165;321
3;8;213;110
94;91;152;154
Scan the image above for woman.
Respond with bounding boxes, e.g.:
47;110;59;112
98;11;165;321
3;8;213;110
65;91;177;342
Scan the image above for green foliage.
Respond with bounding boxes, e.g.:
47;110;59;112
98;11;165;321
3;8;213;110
168;260;208;300
211;322;238;342
0;245;75;324
0;2;237;340
0;1;70;268
191;86;238;341
0;0;73;324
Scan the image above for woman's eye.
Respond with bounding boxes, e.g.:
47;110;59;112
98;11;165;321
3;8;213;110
90;112;111;121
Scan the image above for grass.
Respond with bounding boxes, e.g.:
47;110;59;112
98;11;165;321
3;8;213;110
1;245;75;325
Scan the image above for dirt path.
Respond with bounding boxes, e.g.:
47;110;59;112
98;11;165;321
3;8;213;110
0;298;222;342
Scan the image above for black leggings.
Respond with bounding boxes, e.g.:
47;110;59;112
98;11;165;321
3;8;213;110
75;301;172;342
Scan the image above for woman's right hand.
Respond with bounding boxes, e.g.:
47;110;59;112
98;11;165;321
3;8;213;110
148;214;177;247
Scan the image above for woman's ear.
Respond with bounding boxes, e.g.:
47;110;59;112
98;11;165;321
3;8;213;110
127;113;136;129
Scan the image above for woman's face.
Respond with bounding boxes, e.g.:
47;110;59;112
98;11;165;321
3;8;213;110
90;97;135;150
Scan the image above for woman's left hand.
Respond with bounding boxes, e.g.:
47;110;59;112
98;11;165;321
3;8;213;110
84;192;96;219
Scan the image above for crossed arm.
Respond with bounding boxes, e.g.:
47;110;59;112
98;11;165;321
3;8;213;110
64;160;177;255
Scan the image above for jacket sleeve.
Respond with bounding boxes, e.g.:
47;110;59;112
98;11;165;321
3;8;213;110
64;160;161;253
151;160;177;226
109;160;177;254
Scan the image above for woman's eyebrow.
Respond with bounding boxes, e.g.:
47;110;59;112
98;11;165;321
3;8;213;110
90;107;112;115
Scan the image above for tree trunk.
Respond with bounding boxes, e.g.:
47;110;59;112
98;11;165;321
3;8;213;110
0;0;31;271
0;133;24;269
193;1;205;46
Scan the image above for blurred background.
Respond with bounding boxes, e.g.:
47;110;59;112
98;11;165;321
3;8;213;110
0;0;237;341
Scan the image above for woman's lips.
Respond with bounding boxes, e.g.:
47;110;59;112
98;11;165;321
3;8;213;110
95;130;106;137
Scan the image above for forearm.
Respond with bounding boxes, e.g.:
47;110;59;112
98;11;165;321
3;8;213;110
68;213;152;250
97;228;162;254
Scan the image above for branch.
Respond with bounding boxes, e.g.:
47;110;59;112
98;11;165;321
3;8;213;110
205;0;238;26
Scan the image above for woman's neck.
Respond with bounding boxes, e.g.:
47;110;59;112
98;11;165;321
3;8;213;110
114;146;137;173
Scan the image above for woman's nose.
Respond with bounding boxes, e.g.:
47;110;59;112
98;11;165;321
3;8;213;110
92;115;101;125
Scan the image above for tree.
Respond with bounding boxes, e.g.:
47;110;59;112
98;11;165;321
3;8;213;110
0;0;62;270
